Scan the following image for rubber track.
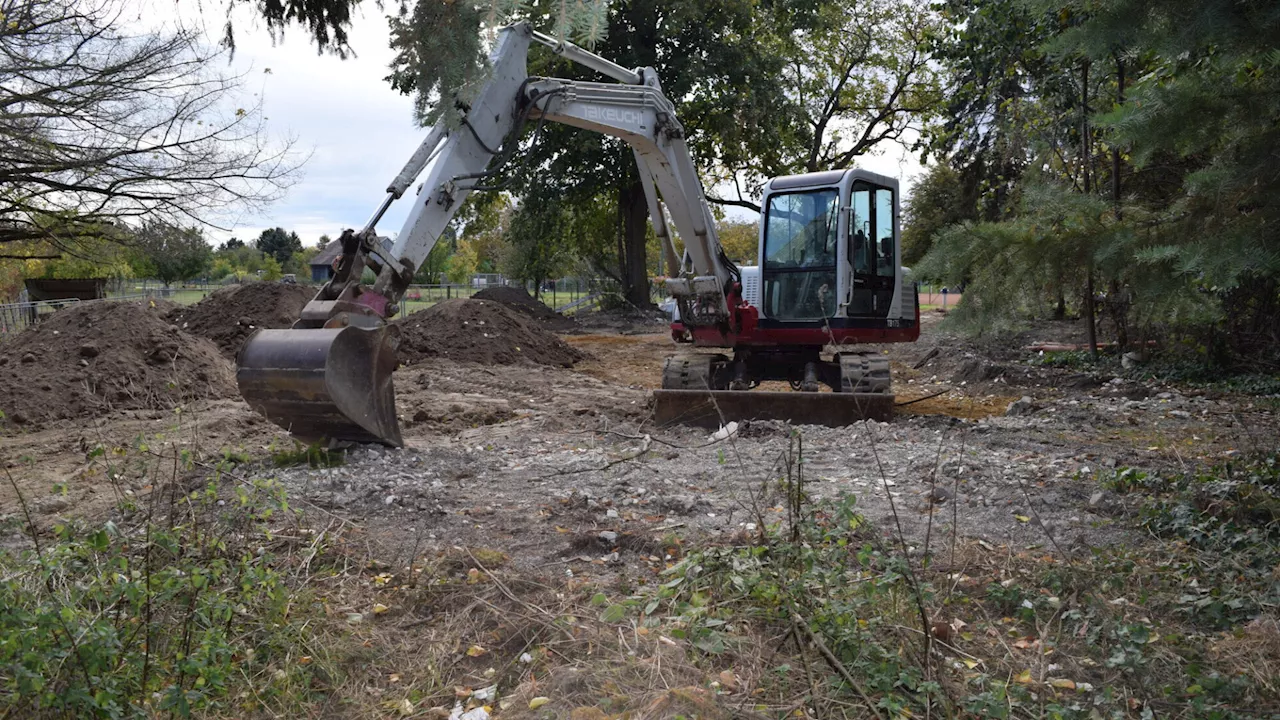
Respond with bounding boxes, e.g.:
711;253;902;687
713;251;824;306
661;355;717;390
839;352;891;394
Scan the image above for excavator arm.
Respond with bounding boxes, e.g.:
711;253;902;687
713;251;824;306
237;22;739;446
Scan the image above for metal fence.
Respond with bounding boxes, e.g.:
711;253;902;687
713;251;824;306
0;276;623;337
0;294;158;336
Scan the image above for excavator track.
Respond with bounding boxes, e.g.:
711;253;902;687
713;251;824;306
838;351;891;394
661;354;729;390
653;350;894;428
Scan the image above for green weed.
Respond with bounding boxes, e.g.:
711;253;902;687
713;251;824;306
0;451;343;717
270;441;345;468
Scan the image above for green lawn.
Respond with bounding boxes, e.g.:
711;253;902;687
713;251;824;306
109;285;596;315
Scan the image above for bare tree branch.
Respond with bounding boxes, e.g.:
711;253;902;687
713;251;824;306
0;0;302;253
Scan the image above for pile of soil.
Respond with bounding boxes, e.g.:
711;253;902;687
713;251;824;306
0;301;236;427
472;286;577;331
395;298;586;368
573;303;671;333
168;282;314;358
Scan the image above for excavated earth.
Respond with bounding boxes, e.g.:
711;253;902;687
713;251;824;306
0;300;235;428
472;285;578;331
395;298;586;368
168;281;314;358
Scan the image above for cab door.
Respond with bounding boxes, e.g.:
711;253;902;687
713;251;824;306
846;182;896;318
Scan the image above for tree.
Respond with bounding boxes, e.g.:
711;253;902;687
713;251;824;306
415;239;454;284
261;255;283;281
923;0;1077;220
717;221;759;265
500;189;571;296
901;164;973;266
387;0;611;126
284;246;319;276
255;228;303;264
0;0;298;257
132;221;213;287
713;0;941;209
221;237;246;251
21;231;137;282
447;239;481;285
214;243;266;277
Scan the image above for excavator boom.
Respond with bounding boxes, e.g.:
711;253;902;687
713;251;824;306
237;22;735;445
236;22;917;446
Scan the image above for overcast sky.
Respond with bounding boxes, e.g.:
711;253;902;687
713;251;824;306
181;9;924;247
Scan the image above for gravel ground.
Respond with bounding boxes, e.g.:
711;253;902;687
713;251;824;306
268;357;1270;575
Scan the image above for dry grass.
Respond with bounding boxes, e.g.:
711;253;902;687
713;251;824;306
1210;615;1280;698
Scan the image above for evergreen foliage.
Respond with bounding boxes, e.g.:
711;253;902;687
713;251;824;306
901;164;972;266
255;227;304;265
916;0;1280;369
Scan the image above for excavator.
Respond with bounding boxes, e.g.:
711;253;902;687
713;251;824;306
236;22;920;447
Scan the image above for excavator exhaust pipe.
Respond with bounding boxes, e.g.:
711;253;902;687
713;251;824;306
237;325;403;447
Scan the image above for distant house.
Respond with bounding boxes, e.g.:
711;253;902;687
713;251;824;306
309;240;343;283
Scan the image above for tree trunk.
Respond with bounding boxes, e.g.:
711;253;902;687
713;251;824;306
618;180;652;307
1081;59;1098;360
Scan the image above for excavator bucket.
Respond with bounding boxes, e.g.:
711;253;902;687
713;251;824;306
236;325;403;447
651;390;894;429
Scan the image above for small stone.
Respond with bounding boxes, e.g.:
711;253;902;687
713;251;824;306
1005;396;1036;417
384;494;397;505
78;342;99;358
928;486;955;503
34;496;70;514
1089;491;1105;507
605;508;619;519
20;352;37;364
598;530;619;545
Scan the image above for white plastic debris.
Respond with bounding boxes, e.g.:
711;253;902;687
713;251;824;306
709;421;739;442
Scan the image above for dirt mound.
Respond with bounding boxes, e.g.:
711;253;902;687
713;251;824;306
168;282;313;358
472;286;577;331
0;301;236;427
395;298;586;368
573;304;671;333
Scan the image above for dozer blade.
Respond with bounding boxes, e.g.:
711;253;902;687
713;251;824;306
652;390;894;429
237;325;403;447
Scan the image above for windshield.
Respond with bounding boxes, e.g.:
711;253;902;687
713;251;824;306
763;190;840;269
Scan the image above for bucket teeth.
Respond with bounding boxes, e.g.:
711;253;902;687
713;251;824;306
236;325;403;447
